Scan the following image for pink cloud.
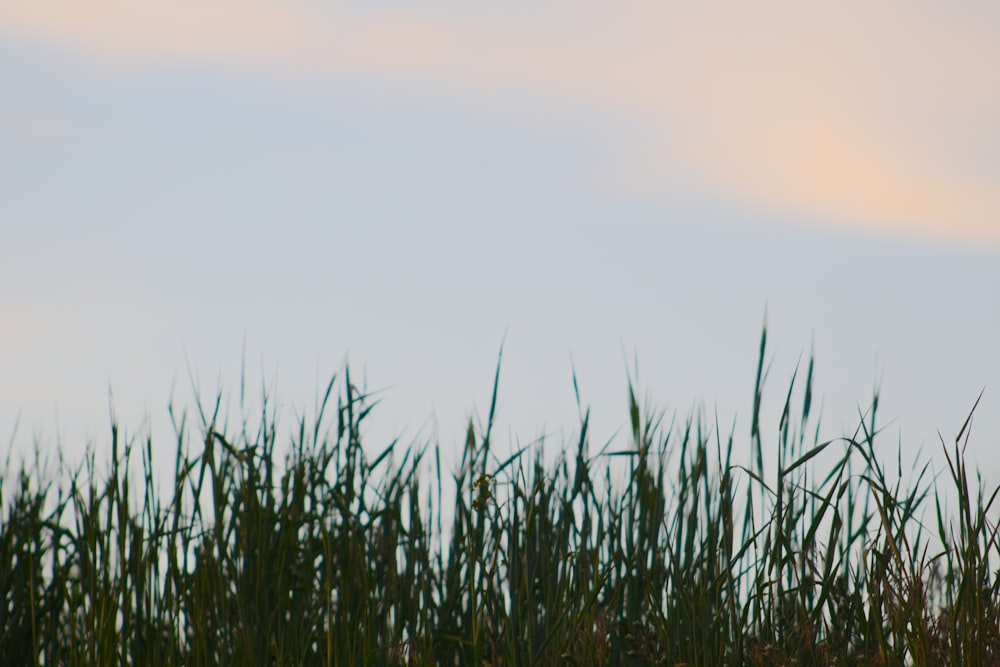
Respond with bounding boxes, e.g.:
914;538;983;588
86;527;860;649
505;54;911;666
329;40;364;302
0;0;326;69
2;0;997;244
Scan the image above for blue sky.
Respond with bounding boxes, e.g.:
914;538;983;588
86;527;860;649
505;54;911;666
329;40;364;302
1;1;998;493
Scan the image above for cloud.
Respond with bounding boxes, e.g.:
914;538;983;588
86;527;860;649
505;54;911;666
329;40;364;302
0;0;325;70
2;0;997;244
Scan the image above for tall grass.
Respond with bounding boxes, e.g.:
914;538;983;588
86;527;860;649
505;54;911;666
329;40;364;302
2;327;998;665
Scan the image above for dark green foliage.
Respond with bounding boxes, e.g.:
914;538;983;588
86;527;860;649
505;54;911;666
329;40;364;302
1;329;998;665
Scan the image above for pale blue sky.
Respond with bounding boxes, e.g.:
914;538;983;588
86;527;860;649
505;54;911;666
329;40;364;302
1;2;998;493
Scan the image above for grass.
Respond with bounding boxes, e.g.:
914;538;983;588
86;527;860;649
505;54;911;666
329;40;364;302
2;326;999;665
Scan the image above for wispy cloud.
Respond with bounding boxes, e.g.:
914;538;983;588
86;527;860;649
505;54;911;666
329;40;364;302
3;1;997;243
0;0;329;70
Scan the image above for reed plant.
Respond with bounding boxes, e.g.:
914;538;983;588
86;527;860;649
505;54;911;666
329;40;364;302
2;327;998;666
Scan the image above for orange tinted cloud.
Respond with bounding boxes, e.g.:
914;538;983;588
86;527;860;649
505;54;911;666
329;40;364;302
2;1;997;244
0;0;324;69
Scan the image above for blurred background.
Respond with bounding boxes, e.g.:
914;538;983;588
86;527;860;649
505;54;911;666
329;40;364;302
1;1;998;495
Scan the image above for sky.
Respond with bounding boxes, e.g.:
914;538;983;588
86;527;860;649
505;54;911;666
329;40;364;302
1;1;998;499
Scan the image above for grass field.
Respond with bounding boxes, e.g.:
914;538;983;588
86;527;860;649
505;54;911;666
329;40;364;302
2;326;998;666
